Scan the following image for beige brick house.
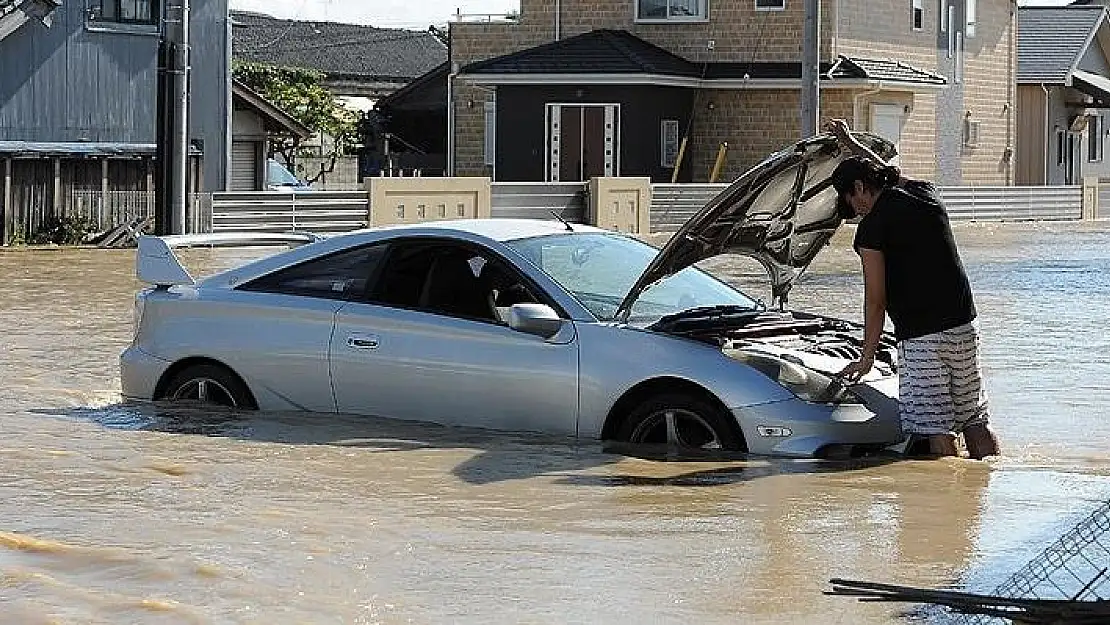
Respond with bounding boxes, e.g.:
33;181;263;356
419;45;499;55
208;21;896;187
448;0;1016;185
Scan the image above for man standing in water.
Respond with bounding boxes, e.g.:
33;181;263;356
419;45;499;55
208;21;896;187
826;119;1001;460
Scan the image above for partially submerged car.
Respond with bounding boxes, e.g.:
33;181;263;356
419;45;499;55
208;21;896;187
121;133;904;458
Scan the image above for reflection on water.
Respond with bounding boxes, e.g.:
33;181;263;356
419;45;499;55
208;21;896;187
0;223;1108;623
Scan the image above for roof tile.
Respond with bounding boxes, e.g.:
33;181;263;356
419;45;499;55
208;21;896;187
1018;6;1107;84
231;10;446;82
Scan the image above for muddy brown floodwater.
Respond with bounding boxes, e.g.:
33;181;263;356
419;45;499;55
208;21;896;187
1;221;1109;624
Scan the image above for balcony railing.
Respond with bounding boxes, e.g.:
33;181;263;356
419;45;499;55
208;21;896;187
451;10;519;23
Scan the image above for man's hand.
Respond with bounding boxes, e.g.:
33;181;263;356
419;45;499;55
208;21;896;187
838;355;874;383
825;119;852;144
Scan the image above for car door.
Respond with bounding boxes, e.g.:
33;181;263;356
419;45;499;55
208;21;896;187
329;238;581;437
231;242;387;412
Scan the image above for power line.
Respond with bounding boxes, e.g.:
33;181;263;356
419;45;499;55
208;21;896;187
238;0;311;50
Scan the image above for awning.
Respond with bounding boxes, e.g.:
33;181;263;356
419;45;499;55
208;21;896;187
0;141;202;157
1072;69;1110;107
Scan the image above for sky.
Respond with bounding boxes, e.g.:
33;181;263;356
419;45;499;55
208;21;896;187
230;0;1078;30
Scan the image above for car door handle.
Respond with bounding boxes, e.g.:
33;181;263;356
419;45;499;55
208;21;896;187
346;334;380;350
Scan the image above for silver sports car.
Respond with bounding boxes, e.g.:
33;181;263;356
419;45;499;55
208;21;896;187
121;134;905;458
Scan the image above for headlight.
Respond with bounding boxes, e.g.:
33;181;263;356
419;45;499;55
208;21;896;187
728;349;863;404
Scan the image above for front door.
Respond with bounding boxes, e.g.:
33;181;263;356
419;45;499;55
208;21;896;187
546;104;619;182
869;103;904;165
329;239;581;436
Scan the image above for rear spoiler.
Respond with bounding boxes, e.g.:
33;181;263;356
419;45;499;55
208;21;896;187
136;232;324;287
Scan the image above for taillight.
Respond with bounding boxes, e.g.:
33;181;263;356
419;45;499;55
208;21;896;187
132;291;147;338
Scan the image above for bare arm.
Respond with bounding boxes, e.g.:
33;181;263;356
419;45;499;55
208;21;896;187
839;248;887;381
825;119;910;186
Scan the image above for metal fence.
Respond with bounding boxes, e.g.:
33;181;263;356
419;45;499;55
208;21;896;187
206;183;587;235
66;191;156;231
650;183;730;232
645;184;1086;233
940;186;1083;222
30;182;1084;244
209;191;367;234
491;182;587;222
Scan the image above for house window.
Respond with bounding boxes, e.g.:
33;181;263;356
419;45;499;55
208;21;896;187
637;0;708;20
661;120;680;168
88;0;159;25
912;0;924;30
1089;115;1103;163
965;0;976;38
755;0;785;10
963;117;980;148
1057;128;1066;166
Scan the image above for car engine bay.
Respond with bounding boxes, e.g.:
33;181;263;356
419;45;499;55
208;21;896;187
650;308;899;371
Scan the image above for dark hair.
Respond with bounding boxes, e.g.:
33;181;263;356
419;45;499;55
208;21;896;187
830;156;901;219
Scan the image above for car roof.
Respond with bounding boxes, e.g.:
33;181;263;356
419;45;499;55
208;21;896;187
338;218;613;242
195;219;624;289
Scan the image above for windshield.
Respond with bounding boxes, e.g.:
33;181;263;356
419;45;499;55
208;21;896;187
508;233;759;324
267;159;304;187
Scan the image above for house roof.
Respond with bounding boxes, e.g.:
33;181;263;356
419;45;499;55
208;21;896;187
232;80;314;140
375;61;449;113
230;10;447;82
461;29;701;77
460;29;946;88
1018;5;1108;84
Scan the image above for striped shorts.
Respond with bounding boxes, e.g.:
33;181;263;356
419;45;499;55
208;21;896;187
897;321;991;436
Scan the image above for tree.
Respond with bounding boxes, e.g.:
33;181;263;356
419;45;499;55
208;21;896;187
232;61;360;184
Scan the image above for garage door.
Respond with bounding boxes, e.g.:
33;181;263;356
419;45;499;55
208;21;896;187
230;141;260;191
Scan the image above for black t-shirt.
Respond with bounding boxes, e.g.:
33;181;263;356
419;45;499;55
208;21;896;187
853;180;976;341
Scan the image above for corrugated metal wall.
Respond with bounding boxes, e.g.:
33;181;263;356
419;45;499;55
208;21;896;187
0;0;228;190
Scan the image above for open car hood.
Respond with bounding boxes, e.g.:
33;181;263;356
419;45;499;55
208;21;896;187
615;132;897;323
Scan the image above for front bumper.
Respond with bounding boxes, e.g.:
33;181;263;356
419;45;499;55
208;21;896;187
120;345;172;402
732;378;903;457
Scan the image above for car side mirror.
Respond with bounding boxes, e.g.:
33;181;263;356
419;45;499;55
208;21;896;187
508;303;563;339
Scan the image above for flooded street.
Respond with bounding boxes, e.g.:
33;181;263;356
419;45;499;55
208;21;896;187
1;221;1109;624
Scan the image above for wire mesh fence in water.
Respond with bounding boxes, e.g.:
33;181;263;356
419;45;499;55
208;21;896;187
952;499;1110;624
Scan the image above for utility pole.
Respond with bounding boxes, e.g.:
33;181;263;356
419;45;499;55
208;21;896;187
800;0;820;139
155;0;190;235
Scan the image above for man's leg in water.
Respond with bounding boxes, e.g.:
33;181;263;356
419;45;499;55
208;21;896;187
898;334;959;458
948;322;1000;460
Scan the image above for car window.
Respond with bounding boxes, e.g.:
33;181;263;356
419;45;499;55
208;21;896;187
370;241;541;324
239;244;386;301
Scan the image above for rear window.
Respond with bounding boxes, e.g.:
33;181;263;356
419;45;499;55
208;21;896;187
239;244;386;301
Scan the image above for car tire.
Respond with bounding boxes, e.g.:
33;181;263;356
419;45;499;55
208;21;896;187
160;363;255;409
617;393;743;451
